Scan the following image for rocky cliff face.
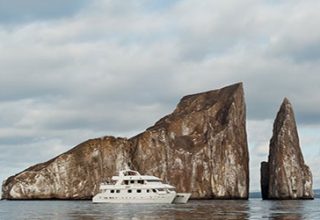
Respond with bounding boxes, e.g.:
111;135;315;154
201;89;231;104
2;83;249;200
2;137;132;199
260;98;313;199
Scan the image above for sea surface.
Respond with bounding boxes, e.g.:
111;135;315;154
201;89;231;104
0;198;319;220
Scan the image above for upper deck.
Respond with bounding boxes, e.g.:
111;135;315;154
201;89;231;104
99;169;174;189
111;170;161;181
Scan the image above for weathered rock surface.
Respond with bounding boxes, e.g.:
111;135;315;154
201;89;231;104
2;137;132;199
261;98;313;199
2;83;249;200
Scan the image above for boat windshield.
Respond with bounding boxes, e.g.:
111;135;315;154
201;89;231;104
122;170;139;176
123;180;145;185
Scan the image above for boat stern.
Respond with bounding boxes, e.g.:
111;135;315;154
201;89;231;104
173;193;191;204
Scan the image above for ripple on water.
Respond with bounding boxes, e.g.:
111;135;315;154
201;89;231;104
0;199;319;220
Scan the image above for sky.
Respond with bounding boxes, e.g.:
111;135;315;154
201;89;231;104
0;0;320;192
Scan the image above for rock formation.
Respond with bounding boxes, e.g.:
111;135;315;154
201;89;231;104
2;83;249;200
260;98;313;199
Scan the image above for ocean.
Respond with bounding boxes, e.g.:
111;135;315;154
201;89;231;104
0;198;319;220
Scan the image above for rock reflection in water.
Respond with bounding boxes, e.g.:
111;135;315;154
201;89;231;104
267;200;307;220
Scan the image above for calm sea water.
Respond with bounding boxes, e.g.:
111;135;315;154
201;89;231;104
0;199;319;220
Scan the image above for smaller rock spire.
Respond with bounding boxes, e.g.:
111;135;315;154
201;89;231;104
261;98;313;199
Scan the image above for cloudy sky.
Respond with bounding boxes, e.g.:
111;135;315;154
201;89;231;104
1;0;320;192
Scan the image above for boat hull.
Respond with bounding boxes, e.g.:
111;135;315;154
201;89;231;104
92;192;176;204
173;193;191;204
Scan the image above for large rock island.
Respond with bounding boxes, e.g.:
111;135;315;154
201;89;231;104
261;98;313;199
2;83;249;200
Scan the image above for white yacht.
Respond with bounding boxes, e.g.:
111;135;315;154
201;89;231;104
92;170;191;204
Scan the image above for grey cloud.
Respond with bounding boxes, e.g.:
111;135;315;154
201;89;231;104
0;139;69;182
1;8;320;126
257;0;320;63
0;136;35;146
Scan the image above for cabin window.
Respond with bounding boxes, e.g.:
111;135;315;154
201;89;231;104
124;180;129;185
110;190;114;193
137;189;141;193
146;189;150;193
138;180;144;184
152;189;157;193
116;190;120;193
130;180;134;184
128;189;132;193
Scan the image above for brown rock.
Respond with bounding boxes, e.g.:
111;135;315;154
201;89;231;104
2;83;249;200
2;137;132;199
261;98;313;199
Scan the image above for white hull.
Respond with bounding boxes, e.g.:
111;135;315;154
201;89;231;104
93;192;176;204
173;193;191;204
